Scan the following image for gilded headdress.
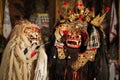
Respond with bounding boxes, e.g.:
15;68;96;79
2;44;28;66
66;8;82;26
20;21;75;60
56;0;110;27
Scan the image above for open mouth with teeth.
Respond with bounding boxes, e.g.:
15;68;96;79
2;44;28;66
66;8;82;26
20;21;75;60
66;39;81;48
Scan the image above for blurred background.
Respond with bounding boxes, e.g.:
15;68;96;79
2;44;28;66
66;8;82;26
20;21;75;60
0;0;119;79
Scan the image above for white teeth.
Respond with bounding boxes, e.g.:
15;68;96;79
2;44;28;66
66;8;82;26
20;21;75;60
32;33;37;38
67;40;80;45
32;40;37;44
76;41;78;45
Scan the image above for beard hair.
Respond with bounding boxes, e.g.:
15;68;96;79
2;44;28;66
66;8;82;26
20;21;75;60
65;47;79;65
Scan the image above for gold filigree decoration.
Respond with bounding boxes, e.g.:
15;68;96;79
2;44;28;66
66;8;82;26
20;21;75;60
71;49;97;71
57;48;66;59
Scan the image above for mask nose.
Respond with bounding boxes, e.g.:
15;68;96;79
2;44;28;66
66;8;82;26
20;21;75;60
70;32;76;39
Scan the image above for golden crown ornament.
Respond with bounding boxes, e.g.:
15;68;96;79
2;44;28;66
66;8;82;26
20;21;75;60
56;0;110;27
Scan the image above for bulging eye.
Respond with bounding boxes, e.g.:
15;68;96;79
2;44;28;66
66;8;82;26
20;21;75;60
67;33;71;37
76;35;81;38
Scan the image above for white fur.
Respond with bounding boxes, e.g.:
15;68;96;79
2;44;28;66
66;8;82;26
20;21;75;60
34;45;48;80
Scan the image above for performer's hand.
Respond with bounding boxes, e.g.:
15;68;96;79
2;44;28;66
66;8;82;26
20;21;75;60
94;78;96;80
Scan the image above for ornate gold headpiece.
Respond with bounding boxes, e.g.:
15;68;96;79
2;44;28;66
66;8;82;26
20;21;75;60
56;0;110;27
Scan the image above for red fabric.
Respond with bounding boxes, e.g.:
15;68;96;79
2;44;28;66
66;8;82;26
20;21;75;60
31;50;36;58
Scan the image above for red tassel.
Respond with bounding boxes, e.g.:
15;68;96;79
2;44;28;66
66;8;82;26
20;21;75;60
57;9;61;14
79;3;83;7
78;15;84;21
91;7;95;11
64;1;68;6
105;6;110;12
73;71;77;80
64;68;67;80
71;10;74;14
90;48;97;51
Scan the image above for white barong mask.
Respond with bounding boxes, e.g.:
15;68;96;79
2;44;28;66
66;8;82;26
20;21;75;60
9;20;43;59
24;26;41;45
0;20;48;80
